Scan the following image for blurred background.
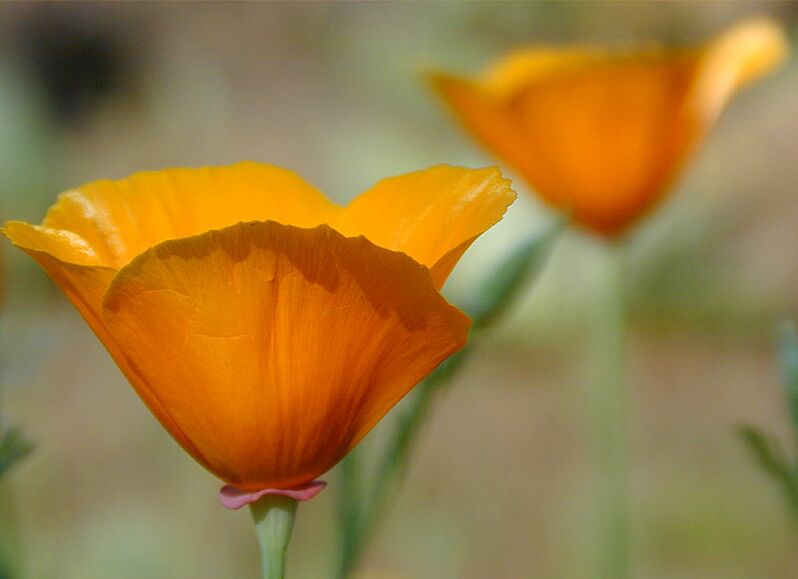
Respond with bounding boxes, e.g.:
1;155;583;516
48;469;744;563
0;2;797;578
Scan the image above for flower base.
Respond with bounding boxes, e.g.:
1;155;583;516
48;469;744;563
219;480;327;510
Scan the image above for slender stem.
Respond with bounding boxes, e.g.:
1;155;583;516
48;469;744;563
335;220;564;579
249;494;298;579
336;352;467;579
0;480;21;579
589;241;629;579
368;351;467;518
337;448;365;578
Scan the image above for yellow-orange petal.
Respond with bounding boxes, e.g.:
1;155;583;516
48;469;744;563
690;17;789;124
3;221;106;267
101;221;470;490
334;165;516;288
3;221;115;340
5;224;114;335
427;74;541;211
1;221;210;461
480;48;606;99
429;18;787;236
41;162;341;269
431;54;704;235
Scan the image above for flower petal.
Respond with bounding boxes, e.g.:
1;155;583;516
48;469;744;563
4;221;106;267
41;162;340;269
428;18;787;236
6;241;114;337
432;54;701;235
690;17;788;124
2;221;209;463
101;221;470;490
334;165;516;287
480;48;606;99
3;221;115;329
427;74;540;207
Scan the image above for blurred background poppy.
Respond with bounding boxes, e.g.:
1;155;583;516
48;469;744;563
0;2;797;578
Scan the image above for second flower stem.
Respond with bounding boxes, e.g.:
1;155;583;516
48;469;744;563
335;221;563;578
336;351;467;579
590;241;629;579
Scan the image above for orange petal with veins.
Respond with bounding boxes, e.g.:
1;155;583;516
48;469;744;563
101;221;470;490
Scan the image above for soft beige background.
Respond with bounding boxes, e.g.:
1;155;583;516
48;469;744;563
0;2;797;578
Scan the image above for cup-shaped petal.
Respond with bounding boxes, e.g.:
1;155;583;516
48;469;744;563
429;18;787;236
3;164;510;490
0;222;212;459
38;162;340;269
101;221;470;490
334;165;515;287
5;163;515;293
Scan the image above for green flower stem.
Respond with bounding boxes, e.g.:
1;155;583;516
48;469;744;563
336;447;365;578
777;322;798;444
336;351;467;579
0;480;21;579
250;494;299;579
589;241;629;579
336;219;564;579
737;322;798;526
0;424;32;579
738;426;798;521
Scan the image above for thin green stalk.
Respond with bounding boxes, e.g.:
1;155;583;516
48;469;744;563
777;322;798;445
336;351;467;579
335;220;563;579
250;494;298;579
0;424;32;579
588;241;629;579
336;446;365;578
0;481;20;579
737;322;798;526
738;426;798;521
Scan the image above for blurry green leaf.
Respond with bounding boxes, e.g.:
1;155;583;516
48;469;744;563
738;425;798;520
465;216;563;330
778;322;798;438
0;427;33;479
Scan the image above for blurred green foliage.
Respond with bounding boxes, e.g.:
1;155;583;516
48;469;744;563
739;324;798;522
0;424;32;481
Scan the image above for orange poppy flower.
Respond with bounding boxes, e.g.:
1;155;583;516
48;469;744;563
428;18;787;237
4;162;515;502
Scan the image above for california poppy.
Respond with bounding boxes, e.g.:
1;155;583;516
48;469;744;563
428;18;787;237
4;162;515;502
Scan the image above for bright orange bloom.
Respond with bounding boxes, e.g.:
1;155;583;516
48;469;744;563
4;162;515;492
429;18;787;237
